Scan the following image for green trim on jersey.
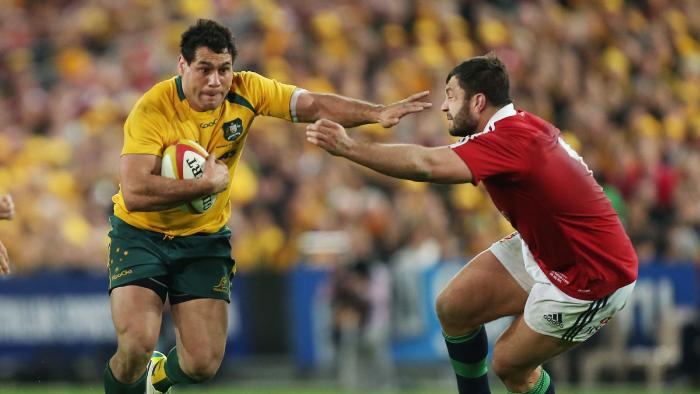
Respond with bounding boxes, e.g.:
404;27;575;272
226;92;256;114
175;76;186;101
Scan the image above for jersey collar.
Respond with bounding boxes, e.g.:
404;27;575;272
483;103;516;132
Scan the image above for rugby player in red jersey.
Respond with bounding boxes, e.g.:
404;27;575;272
306;54;637;394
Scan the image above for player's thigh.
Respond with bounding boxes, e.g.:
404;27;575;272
492;280;636;376
169;257;233;367
171;297;229;370
167;227;235;302
492;315;577;377
107;215;170;291
110;285;164;352
524;280;636;343
436;246;529;332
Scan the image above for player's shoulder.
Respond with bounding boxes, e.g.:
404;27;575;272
131;77;179;117
142;77;177;100
231;71;268;88
494;110;557;136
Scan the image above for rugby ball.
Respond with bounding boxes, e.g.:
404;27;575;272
161;140;217;214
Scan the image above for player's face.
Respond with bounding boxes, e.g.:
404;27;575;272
441;76;481;137
179;47;233;112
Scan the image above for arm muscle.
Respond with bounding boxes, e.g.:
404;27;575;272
119;154;214;212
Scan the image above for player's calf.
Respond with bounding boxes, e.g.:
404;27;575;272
492;365;555;394
491;357;538;392
443;326;491;394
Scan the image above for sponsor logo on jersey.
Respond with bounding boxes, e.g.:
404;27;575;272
111;268;133;281
543;312;564;328
223;118;243;141
212;276;230;293
200;119;217;129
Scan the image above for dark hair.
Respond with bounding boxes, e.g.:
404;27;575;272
180;19;237;64
446;54;512;106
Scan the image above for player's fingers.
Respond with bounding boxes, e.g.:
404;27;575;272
305;131;319;143
308;131;328;141
388;103;431;120
318;124;339;134
408;102;432;110
306;135;326;149
308;131;333;147
402;91;430;102
407;106;429;115
317;118;340;128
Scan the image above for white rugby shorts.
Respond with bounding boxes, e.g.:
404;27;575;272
489;232;635;342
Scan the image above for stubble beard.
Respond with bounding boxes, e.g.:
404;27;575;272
448;106;479;137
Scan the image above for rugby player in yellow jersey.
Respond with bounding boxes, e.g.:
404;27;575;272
104;19;431;394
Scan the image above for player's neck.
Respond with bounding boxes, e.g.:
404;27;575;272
476;106;499;132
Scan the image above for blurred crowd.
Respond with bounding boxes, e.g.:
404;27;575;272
0;0;699;275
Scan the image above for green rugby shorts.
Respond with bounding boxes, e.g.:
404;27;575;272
107;215;236;302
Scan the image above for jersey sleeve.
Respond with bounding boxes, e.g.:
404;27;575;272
238;71;298;121
450;128;531;185
121;97;169;156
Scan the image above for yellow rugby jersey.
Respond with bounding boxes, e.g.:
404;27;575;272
112;72;300;236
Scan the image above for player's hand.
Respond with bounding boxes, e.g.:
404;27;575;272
0;195;14;221
378;91;431;128
0;240;10;275
202;153;229;194
306;119;354;157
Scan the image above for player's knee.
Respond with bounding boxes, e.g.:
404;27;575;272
180;348;224;382
183;362;218;382
115;319;159;349
435;289;478;333
117;331;157;365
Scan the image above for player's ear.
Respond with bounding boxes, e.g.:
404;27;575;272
177;55;186;75
474;93;487;113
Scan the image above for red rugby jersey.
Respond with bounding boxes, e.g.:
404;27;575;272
450;105;638;300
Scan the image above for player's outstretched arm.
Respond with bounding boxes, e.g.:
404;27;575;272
0;194;14;221
295;91;432;128
306;119;472;184
120;153;229;212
